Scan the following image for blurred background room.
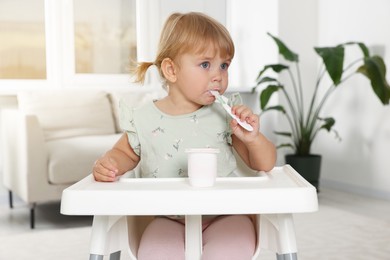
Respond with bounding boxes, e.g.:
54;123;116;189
1;0;390;259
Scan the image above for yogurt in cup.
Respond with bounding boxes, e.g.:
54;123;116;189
185;148;220;187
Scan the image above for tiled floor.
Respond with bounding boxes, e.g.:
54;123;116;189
0;188;92;236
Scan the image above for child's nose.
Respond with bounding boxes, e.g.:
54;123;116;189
211;69;222;82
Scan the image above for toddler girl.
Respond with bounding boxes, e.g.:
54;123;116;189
93;12;276;260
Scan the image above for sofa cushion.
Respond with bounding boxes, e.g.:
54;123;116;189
18;90;116;140
46;133;122;184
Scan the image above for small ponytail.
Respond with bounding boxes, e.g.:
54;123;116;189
131;61;155;84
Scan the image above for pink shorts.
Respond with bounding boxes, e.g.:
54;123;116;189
137;215;256;260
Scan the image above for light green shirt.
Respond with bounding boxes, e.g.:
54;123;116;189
120;97;241;178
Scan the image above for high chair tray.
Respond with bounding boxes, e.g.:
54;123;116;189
61;165;318;216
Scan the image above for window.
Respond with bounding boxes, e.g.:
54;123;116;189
0;0;46;79
73;0;137;74
0;0;137;87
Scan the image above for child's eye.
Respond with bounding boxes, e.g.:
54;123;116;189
200;62;210;69
220;63;229;70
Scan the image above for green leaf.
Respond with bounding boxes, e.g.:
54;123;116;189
256;64;289;81
268;64;289;73
260;85;281;109
276;143;294;150
274;131;292;137
357;43;370;58
314;46;344;85
342;42;370;57
256;76;277;85
267;32;299;62
357;56;390;105
319;117;335;131
262;105;286;113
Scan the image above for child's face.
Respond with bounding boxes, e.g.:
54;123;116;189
174;46;231;106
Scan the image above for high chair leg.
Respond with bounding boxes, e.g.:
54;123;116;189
109;251;121;260
89;255;103;260
89;247;121;259
259;214;298;259
8;190;13;208
185;215;202;260
89;216;129;259
276;253;297;260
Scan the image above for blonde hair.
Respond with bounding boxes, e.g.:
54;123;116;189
132;12;235;85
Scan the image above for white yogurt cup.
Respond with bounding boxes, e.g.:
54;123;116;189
185;148;220;187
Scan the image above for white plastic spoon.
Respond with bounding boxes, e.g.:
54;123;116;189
210;91;254;132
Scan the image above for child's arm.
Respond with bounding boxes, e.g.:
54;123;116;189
231;105;276;172
93;133;140;182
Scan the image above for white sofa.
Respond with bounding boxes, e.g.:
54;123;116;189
1;88;166;228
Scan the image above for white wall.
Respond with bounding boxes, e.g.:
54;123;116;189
276;0;319;165
227;0;278;88
314;0;390;199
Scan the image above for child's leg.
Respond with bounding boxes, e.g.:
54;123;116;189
202;215;256;260
137;217;185;260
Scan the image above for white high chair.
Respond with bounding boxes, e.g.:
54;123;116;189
61;160;318;260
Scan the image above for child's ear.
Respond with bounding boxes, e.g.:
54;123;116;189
161;58;177;83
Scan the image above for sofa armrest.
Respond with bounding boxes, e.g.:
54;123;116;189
2;109;47;203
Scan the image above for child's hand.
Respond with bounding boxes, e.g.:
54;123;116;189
230;105;260;142
93;156;119;182
230;105;276;172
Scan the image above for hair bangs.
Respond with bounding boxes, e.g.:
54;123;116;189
175;13;235;60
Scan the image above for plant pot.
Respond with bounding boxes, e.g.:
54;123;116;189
285;154;321;191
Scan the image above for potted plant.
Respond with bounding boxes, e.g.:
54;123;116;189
254;33;390;190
